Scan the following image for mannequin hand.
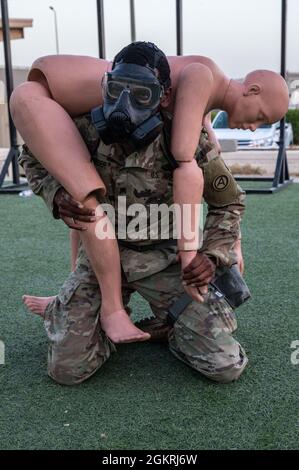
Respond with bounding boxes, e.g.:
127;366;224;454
54;187;96;230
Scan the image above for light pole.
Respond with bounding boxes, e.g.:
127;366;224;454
176;0;183;55
49;6;59;54
130;0;136;43
96;0;105;58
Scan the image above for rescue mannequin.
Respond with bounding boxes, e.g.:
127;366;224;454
10;42;289;344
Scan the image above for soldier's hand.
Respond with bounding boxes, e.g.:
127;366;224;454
178;251;207;303
182;252;216;287
182;284;206;303
54;187;96;231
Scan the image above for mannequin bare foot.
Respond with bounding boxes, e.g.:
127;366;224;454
101;309;151;343
22;295;55;317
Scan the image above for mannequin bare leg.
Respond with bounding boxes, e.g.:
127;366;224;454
10;81;105;201
79;193;150;342
12;82;149;343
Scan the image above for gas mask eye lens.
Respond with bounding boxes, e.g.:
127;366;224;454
132;86;152;105
107;81;125;100
106;80;153;106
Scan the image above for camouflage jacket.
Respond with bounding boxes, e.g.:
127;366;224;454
19;113;245;282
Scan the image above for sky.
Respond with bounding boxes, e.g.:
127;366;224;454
0;0;298;77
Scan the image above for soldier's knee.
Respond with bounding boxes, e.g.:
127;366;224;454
48;353;109;386
47;327;115;386
201;343;248;383
169;323;248;384
201;347;248;384
48;365;84;386
48;366;93;386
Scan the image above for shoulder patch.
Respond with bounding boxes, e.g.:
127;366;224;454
212;174;229;191
203;156;240;207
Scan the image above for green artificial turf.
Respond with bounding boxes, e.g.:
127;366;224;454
0;186;298;450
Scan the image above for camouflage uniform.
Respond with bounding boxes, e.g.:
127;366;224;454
19;113;248;385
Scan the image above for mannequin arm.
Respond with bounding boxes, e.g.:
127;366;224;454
171;64;213;299
170;63;213;162
171;63;214;252
173;159;203;253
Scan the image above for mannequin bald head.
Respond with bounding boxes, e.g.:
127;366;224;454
227;70;289;130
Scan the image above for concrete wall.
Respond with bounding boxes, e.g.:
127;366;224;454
0;66;29;97
0;103;9;147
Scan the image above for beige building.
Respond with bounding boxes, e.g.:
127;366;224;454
0;66;29;146
0;19;32;147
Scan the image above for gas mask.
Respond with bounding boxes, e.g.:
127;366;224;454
91;63;165;151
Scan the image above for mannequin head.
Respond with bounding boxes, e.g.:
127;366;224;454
227;70;289;130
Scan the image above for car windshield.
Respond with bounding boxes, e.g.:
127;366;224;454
213;112;228;128
213;112;273;129
259;123;272;128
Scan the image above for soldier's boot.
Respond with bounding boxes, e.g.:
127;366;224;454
134;317;172;342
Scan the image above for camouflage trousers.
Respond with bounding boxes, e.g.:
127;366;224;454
44;248;248;386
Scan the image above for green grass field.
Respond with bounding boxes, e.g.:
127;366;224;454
0;185;298;450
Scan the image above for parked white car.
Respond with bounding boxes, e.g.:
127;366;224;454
274;122;293;147
212;111;293;149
